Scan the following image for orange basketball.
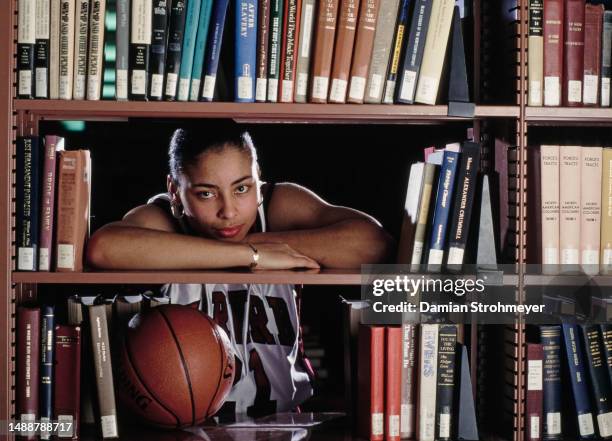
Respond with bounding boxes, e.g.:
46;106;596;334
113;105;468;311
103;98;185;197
115;305;235;428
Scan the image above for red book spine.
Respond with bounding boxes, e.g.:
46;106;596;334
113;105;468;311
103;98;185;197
543;0;564;106
563;0;585;106
358;326;386;441
16;307;41;440
385;327;402;441
279;0;303;102
54;324;82;440
582;3;604;106
526;343;544;441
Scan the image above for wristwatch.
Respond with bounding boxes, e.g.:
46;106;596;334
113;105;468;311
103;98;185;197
247;243;259;269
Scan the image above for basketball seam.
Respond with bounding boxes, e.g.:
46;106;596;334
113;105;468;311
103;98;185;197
124;327;182;427
205;315;226;419
158;308;197;427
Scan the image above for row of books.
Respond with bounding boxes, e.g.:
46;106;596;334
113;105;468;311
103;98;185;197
16;293;166;440
17;0;471;104
527;0;612;107
16;136;91;272
525;324;612;441
357;323;477;441
535;145;612;275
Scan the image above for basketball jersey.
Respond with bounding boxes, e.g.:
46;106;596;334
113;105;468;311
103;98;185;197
148;192;314;417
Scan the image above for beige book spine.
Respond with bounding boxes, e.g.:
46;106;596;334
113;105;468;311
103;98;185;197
414;0;454;105
528;0;544;106
59;0;75;100
540;145;560;269
600;148;612;274
410;162;437;270
50;0;61;99
580;147;602;274
559;146;581;269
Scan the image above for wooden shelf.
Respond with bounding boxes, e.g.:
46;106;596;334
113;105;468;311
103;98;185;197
525;106;612;124
13;100;519;123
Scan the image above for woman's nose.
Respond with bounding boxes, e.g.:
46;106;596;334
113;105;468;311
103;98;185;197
218;195;238;219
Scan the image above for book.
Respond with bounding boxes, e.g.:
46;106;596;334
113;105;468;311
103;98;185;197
34;0;50;98
148;0;170;100
16;136;41;271
562;0;584;106
602;12;612;107
417;324;438;441
347;0;381;103
86;0;106;100
178;0;203;101
382;0;410;104
18;0;36;98
540;145;560;271
528;0;543;106
399;323;417;439
309;0;339;103
411;155;441;270
200;0;231;101
526;343;544;441
601;148;612;274
189;0;214;101
386;326;402;441
116;0;130;100
328;0;361;103
601;324;612;393
55;150;91;272
543;0;563;106
293;0;316;102
397;162;424;264
414;0;454;105
254;0;271;101
59;0;76;100
49;0;61;99
163;0;187;100
559;145;581;271
235;0;258;102
435;325;456;441
580;147;602;275
541;325;562;440
130;0;153;100
17;307;41;439
39;135;64;271
73;0;89;100
266;0;284;101
357;325;385;441
582;4;603;106
54;325;81;439
279;0;302;102
39;305;55;440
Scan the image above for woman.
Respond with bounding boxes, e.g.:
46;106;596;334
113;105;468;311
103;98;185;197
87;127;394;418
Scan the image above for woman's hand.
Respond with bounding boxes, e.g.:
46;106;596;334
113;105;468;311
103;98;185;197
251;243;320;270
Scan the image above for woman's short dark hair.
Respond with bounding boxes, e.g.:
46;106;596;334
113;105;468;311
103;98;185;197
168;125;258;183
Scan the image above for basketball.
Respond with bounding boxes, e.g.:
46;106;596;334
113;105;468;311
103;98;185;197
115;305;235;428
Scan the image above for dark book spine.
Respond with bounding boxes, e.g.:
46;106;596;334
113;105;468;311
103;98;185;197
16;136;40;271
601;11;612;107
526;343;544;441
279;0;301;102
17;307;41;440
130;0;152;100
39;306;55;440
54;324;81;440
115;0;130;100
562;0;585;106
163;0;188;100
255;0;271;102
601;324;612;390
382;0;412;104
541;325;562;440
435;324;457;441
266;0;284;101
400;323;417;439
18;0;36;98
562;324;596;439
235;0;259;102
200;0;231;101
581;324;612;439
34;0;50;98
148;0;170;100
395;0;432;104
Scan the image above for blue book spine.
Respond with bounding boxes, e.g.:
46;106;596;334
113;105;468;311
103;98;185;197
189;0;215;101
562;324;596;439
16;136;40;271
541;325;563;440
178;0;204;101
382;0;412;104
200;0;231;101
426;145;460;270
234;0;258;102
39;306;55;440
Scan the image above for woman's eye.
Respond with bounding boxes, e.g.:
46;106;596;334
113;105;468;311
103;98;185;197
197;191;214;199
235;185;249;194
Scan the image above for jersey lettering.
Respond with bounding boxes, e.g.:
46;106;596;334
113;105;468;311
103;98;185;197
246;349;277;417
266;296;296;346
211;291;230;337
248;295;276;344
227;289;248;344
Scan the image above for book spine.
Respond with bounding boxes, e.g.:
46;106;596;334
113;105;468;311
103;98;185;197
50;0;61;99
559;145;581;268
178;0;203;101
266;0;284;101
279;0;301;102
543;0;563;106
581;324;612;439
309;0;339;103
435;325;456;441
601;148;612;274
16;307;41;440
397;162;424;264
414;0;454;105
87;0;107;100
147;0;169;100
163;0;187;100
600;324;612;393
39;306;55;440
189;0;214;101
541;325;562;440
235;0;258;102
72;0;89;100
399;323;417;439
329;0;361;103
35;0;51;98
200;0;231;101
562;0;584;106
602;12;612;107
528;0;543;106
386;326;402;441
382;0;410;104
18;0;37;98
562;324;596;439
582;4;603;106
417;324;438;441
130;0;152;100
39;136;62;271
59;0;75;100
254;0;271;102
446;142;480;269
396;0;431;104
16;136;40;271
357;326;385;441
526;343;544;441
88;304;119;438
115;0;130;100
54;325;81;440
427;145;460;270
411;161;438;269
540;145;560;268
581;147;602;275
293;0;316;103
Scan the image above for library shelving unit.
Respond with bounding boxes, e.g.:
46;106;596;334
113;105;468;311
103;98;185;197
0;0;562;440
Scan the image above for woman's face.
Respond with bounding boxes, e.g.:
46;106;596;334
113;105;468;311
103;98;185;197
173;147;260;242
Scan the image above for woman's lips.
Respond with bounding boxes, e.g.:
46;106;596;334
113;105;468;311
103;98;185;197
215;225;243;238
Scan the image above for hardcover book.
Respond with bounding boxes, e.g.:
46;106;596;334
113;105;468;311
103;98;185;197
294;0;316;103
562;0;585;106
58;0;76;100
148;0;170;100
526;343;544;441
266;0;284;101
602;12;612;107
399;323;417;439
582;4;603;106
163;0;188;100
559;145;581;270
178;0;203;101
116;0;130;100
17;307;41;439
54;325;81;440
86;0;107;100
357;325;386;441
309;0;340;103
540;145;560;271
543;0;563;106
130;0;153;100
16;136;41;271
200;0;231;101
18;0;36;98
580;147;602;275
235;0;258;102
386;326;402;441
540;325;562;440
40;306;55;440
279;0;302;102
435;325;456;441
328;0;361;103
397;162;424;264
601;148;612;274
39;135;64;271
417;324;439;441
73;0;90;100
528;0;543;106
382;0;411;104
34;0;50;98
49;0;61;99
189;0;214;101
254;0;271;102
